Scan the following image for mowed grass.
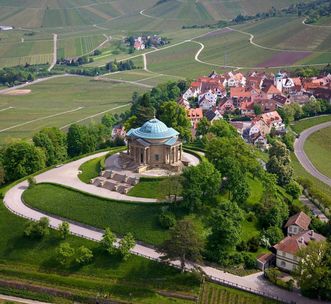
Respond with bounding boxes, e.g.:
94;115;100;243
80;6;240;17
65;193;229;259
304;126;331;179
199;282;278;304
0;199;198;303
0;76;148;144
128;178;169;200
22;183;169;245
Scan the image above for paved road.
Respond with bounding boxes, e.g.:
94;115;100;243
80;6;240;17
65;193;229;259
294;121;331;187
0;294;50;304
300;195;329;223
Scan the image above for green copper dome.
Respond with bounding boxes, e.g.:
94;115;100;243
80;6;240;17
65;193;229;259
127;118;179;140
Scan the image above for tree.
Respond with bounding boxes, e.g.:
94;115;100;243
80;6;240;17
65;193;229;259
266;141;293;186
56;243;75;266
294;241;331;300
196;117;210;137
76;246;93;265
286;180;302;200
158;101;191;141
101;228;117;255
253;104;262;115
24;217;50;239
67;124;96;157
262;226;284;246
124;115;137;131
3;142;46;181
119;233;135;261
101;113;117;128
159;219;204;271
181;161;221;211
206;201;243;264
208;120;238;138
58;222;70;239
33;127;67;166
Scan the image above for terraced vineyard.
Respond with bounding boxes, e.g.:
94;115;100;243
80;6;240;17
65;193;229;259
199;283;278;304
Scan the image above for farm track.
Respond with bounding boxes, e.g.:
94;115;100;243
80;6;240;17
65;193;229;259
302;18;331;28
48;33;57;72
0;293;50;304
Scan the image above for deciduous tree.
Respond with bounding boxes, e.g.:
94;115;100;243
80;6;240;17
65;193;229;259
119;233;135;261
159;219;204;271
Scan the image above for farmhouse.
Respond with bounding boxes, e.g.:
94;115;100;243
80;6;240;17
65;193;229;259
285;211;311;236
125;118;183;172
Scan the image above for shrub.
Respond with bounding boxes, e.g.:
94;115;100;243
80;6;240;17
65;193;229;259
243;253;256;269
247;236;260;252
158;211;176;229
27;176;37;188
76;246;93;265
265;268;294;291
24;217;49;239
56;242;74;266
246;211;256;222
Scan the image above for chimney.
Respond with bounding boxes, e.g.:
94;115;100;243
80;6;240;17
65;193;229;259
300;237;304;244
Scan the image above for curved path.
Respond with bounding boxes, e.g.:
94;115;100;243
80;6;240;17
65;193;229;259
294;121;331;187
48;33;57;72
2;153;326;304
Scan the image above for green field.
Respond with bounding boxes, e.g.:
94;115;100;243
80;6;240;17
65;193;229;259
23;183;169;245
304;126;331;179
0;76;147;144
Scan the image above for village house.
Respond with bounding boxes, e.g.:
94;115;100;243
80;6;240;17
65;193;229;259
273;230;326;272
285;212;311;236
112;125;126;139
205;108;222;123
187;108;203;129
272;94;291;108
218;98;235;114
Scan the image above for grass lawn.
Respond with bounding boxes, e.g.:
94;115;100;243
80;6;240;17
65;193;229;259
199;282;278;304
0;198;198;304
128;179;169;200
22;183;169;245
304;126;331;179
78;147;126;183
291;115;331;133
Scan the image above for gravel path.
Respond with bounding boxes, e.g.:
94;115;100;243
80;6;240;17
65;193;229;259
0;294;50;304
294;121;331;187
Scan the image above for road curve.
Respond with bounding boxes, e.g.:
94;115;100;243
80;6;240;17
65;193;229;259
294;120;331;187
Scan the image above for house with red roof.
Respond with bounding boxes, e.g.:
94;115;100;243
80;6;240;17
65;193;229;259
273;230;325;272
263;84;282;99
187;108;203;129
285;212;311;236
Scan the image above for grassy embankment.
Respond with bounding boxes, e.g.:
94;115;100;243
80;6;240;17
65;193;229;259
291;115;331;208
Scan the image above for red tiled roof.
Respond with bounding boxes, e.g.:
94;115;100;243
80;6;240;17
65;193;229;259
187;108;203;119
230;87;251;98
285;211;311;230
263;84;281;95
273;230;326;255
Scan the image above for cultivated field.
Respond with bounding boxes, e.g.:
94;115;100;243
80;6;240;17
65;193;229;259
199;283;278;304
0;75;148;144
1;0;330;68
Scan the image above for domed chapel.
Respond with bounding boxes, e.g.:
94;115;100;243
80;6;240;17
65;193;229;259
125;118;183;172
